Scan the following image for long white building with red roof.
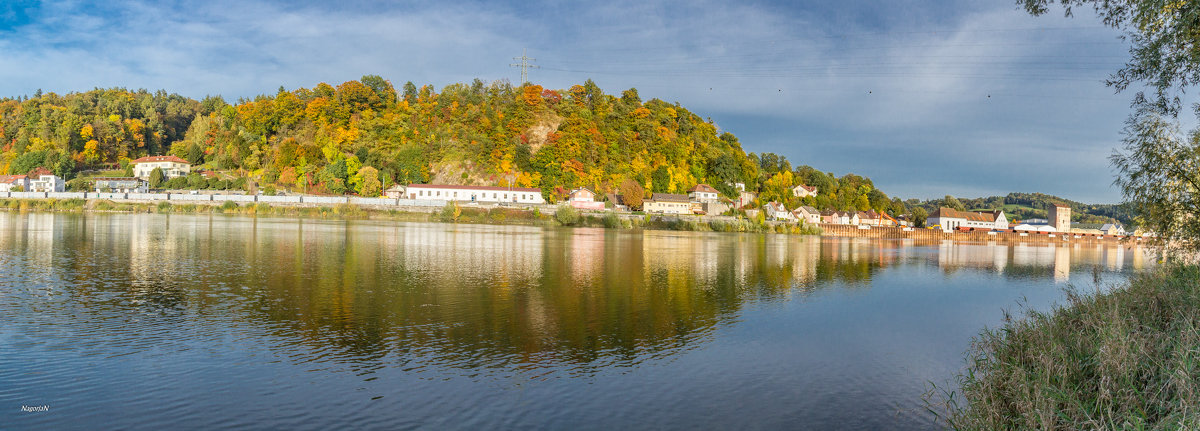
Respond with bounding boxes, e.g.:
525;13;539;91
131;155;191;180
405;184;545;204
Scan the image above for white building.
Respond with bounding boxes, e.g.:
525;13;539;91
644;193;692;214
1013;223;1057;233
763;201;795;221
686;184;720;202
28;174;65;192
927;208;1008;232
405;184;546;204
792;206;821;224
792;184;817;198
131;155;192;180
0;175;29;192
94;177;148;193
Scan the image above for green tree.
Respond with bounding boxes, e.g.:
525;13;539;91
358;166;382;197
651;166;670;193
1024;0;1200;254
944;195;966;211
149;167;164;188
911;207;928;228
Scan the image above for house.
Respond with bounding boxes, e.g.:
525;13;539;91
131;155;192;180
567;187;605;210
0;175;29;192
819;210;838;224
858;210;882;226
728;182;746;192
792;206;821;224
1100;223;1126;236
383;184;407;198
687;184;720;202
644;193;691;214
763;201;795;221
406;184;545;204
94;177;147;193
927;208;1008;232
792;184;818;198
28;173;65;192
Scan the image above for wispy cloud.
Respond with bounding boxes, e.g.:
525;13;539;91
0;0;1135;202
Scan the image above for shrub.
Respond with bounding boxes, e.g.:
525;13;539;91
555;204;579;226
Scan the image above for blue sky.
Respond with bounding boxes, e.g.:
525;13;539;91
0;0;1137;203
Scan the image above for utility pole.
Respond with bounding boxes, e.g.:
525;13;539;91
510;48;539;84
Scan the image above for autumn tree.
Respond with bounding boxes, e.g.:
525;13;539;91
358;166;382;197
619;179;644;210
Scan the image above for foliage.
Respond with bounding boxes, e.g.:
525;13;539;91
148;167;164;189
1023;0;1200;253
930;265;1200;429
619;178;644;210
555;204;579;226
911;207;928;227
1112;107;1200;254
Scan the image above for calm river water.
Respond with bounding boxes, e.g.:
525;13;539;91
0;213;1154;430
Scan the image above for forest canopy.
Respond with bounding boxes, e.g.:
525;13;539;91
0;77;894;210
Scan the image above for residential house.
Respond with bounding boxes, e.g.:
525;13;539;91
567;187;605;210
644;193;691;214
819;210;838;224
1100;223;1126;236
28;172;65;192
131;155;192;180
94;177;148;193
406;184;546;204
0;175;29;192
792;206;821;224
791;184;818;198
383;184;406;198
763;201;795;221
927;208;1008;232
858;210;882;226
687;184;720;202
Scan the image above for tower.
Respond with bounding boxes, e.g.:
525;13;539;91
1048;203;1071;232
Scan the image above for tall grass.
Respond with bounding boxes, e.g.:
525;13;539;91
929;265;1200;430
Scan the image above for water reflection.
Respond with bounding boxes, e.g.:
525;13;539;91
0;213;1163;430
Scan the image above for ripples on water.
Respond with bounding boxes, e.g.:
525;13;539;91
0;213;1154;430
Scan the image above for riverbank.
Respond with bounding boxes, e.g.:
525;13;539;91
931;264;1200;429
0;198;824;235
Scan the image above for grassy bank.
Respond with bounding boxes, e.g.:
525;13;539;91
931;265;1200;429
0;198;823;235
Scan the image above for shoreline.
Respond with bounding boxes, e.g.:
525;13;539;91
0;197;824;235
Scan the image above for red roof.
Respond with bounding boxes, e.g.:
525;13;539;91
0;175;27;184
407;183;542;193
687;183;719;193
131;155;190;164
27;167;51;177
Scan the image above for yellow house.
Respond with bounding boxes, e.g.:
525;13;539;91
644;193;691;214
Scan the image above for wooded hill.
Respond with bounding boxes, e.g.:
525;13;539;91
913;192;1134;227
0;77;901;213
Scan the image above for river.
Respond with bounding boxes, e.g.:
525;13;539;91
0;213;1154;429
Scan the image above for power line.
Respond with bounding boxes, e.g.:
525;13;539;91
510;48;540;84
